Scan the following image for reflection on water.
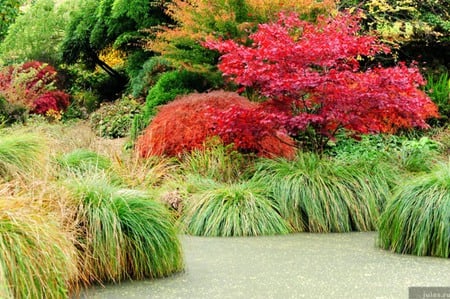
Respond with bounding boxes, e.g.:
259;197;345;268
82;232;450;299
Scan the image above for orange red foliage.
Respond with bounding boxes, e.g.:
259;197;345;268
0;61;70;115
136;91;296;158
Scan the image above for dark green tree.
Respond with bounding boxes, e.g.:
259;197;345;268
61;0;172;80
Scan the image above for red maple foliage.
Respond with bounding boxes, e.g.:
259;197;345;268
0;61;70;116
19;61;58;90
32;91;70;115
203;12;439;152
136;90;296;158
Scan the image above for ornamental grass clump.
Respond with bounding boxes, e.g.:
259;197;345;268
252;152;393;232
0;133;45;180
68;173;183;284
378;163;450;258
0;198;78;299
180;140;252;183
181;178;290;236
57;148;112;173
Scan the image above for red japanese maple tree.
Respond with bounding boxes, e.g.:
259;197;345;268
136;91;296;158
203;12;439;152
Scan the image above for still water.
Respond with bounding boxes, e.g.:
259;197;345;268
82;232;449;299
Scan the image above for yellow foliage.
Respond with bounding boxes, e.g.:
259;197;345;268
97;47;126;71
246;0;336;21
147;0;337;68
45;109;63;122
363;0;433;43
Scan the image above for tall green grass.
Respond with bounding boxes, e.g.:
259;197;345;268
378;162;450;258
426;71;450;123
0;198;78;298
68;173;183;283
57;148;112;172
113;154;179;189
181;140;252;183
252;153;395;232
0;133;45;179
182;178;290;236
115;190;183;279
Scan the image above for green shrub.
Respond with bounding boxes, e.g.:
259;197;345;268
60;64;125;103
63;90;100;121
129;56;174;98
397;137;441;173
143;69;222;118
90;96;143;138
131;69;222;141
252;152;393;232
327;134;395;163
0;133;45;180
67;173;183;283
378;162;450;258
181;178;290;237
329;134;441;174
0;199;78;298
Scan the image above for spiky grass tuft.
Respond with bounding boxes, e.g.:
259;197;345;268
113;154;180;189
57;148;112;172
378;163;450;258
252;153;394;232
0;133;45;180
114;190;183;279
0;198;78;298
182;178;290;236
68;173;183;283
180;139;252;183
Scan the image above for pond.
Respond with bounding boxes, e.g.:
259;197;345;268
82;232;450;299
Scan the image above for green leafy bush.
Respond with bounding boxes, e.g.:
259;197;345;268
63;90;100;121
0;0;79;65
129;56;174;98
378;162;450;258
329;134;441;173
60;64;125;103
143;69;222;119
397;137;441;173
90;96;143;139
181;178;290;237
0;0;22;42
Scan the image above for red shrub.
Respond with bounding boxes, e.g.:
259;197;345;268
0;61;69;115
19;61;57;90
32;91;70;115
136;91;296;158
203;12;439;152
